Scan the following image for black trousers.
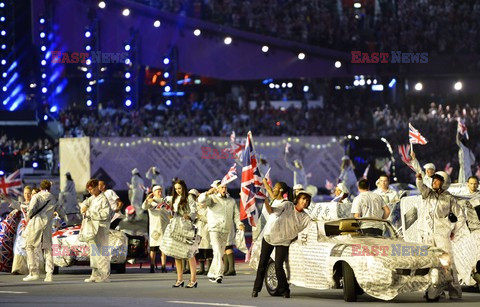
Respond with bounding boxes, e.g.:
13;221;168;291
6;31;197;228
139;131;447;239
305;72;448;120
253;238;289;294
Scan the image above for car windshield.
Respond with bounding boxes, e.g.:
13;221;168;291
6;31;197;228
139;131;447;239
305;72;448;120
323;219;397;238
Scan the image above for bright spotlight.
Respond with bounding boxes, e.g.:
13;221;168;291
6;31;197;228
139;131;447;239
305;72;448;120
43;115;48;120
0;30;6;36
85;31;91;38
50;106;58;112
354;3;362;9
353;80;360;86
287;82;293;88
125;85;131;92
166;100;172;106
85;45;91;51
2;86;6;91
359;79;365;86
125;99;132;106
42;73;46;79
39;18;45;24
165;85;171;92
262;45;269;53
42;87;48;93
125;58;131;65
86;86;92;92
86;59;92;65
125;72;131;79
268;83;275;89
163;72;170;78
0;59;5;65
193;29;201;36
224;37;232;45
298;53;306;60
154;20;161;28
40;32;46;38
454;81;462;91
86;72;92;79
303;85;309;92
1;44;6;50
163;57;170;65
86;99;92;106
98;1;106;9
41;60;46;66
335;61;341;68
414;82;423;91
124;44;131;51
41;45;46;52
122;9;130;16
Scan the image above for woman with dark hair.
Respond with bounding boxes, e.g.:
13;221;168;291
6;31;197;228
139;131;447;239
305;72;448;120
168;179;198;288
252;179;311;299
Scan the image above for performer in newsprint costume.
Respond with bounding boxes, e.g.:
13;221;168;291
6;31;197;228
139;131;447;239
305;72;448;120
192;189;212;275
128;168;145;217
166;179;198;288
339;155;358;197
58;172;80;225
198;180;244;284
252;179;311;299
146;166;165;191
142;185;170;273
10;186;32;275
456;130;475;183
81;179;112;283
416;171;465;299
411;151;435;188
23;180;56;282
98;180;124;230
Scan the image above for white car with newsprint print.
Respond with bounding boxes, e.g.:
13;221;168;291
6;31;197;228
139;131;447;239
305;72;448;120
250;218;453;302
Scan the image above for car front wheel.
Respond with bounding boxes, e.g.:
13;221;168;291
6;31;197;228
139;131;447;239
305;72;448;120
265;259;279;296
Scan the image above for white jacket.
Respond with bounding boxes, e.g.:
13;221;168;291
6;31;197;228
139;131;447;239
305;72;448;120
24;191;56;249
264;201;310;246
198;193;243;233
142;197;170;246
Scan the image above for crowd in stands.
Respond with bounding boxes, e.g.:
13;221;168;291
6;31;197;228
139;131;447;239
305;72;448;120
135;0;480;54
0;133;55;171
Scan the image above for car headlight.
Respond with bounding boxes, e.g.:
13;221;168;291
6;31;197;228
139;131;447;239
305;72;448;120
438;253;450;268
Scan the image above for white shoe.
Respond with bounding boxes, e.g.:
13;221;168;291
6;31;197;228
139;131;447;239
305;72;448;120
44;274;53;282
84;277;97;283
23;274;40;281
95;278;111;283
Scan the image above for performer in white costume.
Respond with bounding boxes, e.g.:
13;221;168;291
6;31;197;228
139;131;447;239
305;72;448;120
81;179;112;283
128;168;145;217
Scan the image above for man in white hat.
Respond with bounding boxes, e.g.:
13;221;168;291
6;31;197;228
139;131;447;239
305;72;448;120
146;166;165;191
128;168;145;217
142;185;170;273
411;151;435;188
416;171;465;299
198;180;245;283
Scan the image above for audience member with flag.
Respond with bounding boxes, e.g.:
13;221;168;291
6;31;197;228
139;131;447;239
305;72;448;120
407;124;436;188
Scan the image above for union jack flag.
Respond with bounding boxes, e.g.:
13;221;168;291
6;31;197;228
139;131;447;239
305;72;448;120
457;118;469;140
239;132;262;227
398;144;416;171
0;170;22;196
226;131;245;162
409;123;428;145
221;163;238;186
0;211;21;272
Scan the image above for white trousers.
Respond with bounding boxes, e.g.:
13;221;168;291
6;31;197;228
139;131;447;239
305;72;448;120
207;232;229;279
26;246;53;276
89;226;111;280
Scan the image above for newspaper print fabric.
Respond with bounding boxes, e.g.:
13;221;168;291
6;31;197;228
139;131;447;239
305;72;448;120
401;194;480;286
250;220;452;300
52;226;128;267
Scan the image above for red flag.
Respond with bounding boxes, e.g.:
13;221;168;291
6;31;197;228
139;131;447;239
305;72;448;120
239;132;262;227
409;123;428;145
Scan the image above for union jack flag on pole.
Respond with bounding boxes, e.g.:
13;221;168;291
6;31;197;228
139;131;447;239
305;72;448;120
408;123;428;145
398;144;416;171
239;132;262;227
0;170;22;196
457;118;469;140
221;163;238;186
